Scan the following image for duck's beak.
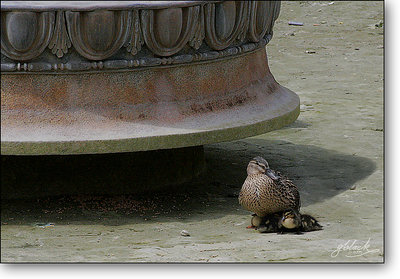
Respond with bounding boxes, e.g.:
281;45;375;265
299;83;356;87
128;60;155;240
266;169;279;180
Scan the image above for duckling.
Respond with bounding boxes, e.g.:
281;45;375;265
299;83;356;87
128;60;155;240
248;213;279;230
278;209;302;234
238;156;301;218
277;209;323;234
300;214;323;232
252;209;323;234
245;214;262;229
249;214;263;228
256;213;281;233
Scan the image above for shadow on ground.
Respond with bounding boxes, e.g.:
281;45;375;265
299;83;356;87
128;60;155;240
1;139;375;226
206;139;376;206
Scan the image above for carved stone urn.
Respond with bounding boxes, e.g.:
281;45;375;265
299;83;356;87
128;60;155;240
1;1;299;155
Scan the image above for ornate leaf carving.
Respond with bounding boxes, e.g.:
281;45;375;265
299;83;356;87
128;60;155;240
125;10;144;56
1;1;280;70
48;11;71;58
189;5;205;50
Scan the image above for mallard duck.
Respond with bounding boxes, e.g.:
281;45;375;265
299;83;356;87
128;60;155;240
238;156;301;218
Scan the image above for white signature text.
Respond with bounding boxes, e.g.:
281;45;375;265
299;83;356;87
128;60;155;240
331;238;380;258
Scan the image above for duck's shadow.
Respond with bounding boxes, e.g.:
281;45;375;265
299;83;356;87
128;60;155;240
1;139;376;226
205;139;376;207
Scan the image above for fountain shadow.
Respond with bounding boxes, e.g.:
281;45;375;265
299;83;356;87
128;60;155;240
1;139;376;226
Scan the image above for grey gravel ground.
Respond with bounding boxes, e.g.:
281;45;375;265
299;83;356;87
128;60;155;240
1;1;384;263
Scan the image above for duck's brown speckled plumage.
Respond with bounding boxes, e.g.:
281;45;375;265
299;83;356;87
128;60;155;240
238;157;300;217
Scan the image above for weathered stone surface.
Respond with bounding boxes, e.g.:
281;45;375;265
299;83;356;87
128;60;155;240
1;1;383;263
1;49;299;155
1;1;295;156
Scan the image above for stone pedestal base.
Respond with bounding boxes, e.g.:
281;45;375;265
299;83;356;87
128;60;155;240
1;146;205;199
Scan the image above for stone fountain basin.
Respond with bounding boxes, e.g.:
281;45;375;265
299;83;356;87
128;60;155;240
1;1;299;155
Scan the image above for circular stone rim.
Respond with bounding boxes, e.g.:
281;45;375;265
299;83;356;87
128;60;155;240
0;1;220;11
1;85;300;155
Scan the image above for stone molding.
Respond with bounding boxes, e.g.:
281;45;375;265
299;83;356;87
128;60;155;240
1;1;280;73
